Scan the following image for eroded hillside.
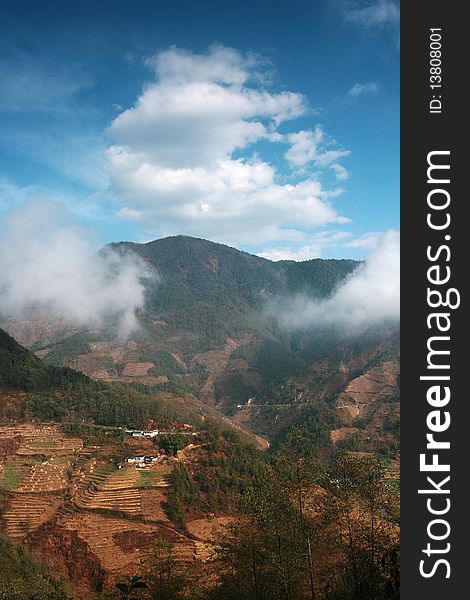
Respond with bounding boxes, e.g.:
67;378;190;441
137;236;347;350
0;422;248;597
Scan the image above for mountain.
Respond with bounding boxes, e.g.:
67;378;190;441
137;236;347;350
0;328;267;596
111;235;358;325
0;327;261;447
1;235;399;452
0;233;400;598
234;330;400;455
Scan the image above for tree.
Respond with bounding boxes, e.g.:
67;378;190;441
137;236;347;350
320;453;400;599
140;538;186;600
156;434;186;457
209;446;399;600
115;575;148;599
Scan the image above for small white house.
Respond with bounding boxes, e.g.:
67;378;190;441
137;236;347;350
142;430;159;438
125;428;159;438
127;455;145;464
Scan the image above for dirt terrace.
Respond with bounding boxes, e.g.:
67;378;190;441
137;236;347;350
0;422;226;595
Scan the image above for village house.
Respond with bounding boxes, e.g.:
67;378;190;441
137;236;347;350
124;429;160;438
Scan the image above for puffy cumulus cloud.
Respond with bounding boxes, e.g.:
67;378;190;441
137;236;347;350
145;44;259;87
107;147;348;245
108;45;305;169
274;230;399;329
0;201;151;338
104;45;351;245
285;126;350;178
348;82;379;98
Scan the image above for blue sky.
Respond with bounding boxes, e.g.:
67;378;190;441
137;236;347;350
0;0;399;260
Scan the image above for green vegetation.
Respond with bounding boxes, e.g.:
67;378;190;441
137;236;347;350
0;328;86;392
205;450;399;600
0;458;39;491
34;332;91;367
23;382;164;428
193;427;263;510
137;470;157;487
140;348;187;377
110;236;359;349
2;326;253;440
111;446;399;600
0;236;400;598
0;463;23;491
164;463;200;531
225;339;306;403
140;539;186;600
0;328;202;429
61;423;126;446
154;434;187;457
249;339;306;382
272;402;338;452
116;575;148;599
0;237;398;452
0;535;71;599
164;425;265;530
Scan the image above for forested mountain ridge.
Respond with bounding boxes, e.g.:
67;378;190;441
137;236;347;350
1;236;398;452
108;235;360;347
112;235;358;306
0;236;400;599
0;327;258;443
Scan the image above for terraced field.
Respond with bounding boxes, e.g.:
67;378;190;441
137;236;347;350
140;487;170;522
3;493;63;538
0;456;40;490
16;455;71;493
60;512;160;574
58;512;200;577
0;422;218;588
0;425;81;537
0;424;82;456
70;459;171;517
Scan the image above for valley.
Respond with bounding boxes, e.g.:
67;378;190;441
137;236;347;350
2;237;399;451
0;237;400;599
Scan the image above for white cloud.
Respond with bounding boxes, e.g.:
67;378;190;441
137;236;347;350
348;82;379;98
145;44;259;87
257;246;318;262
275;230;399;329
284;127;323;167
330;163;350;180
345;231;381;249
344;1;400;27
108;149;348;244
104;45;351;245
0;200;152;338
284;126;350;179
108;45;305;169
257;231;352;261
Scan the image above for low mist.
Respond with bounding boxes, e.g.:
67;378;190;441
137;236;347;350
272;230;400;331
0;201;151;338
